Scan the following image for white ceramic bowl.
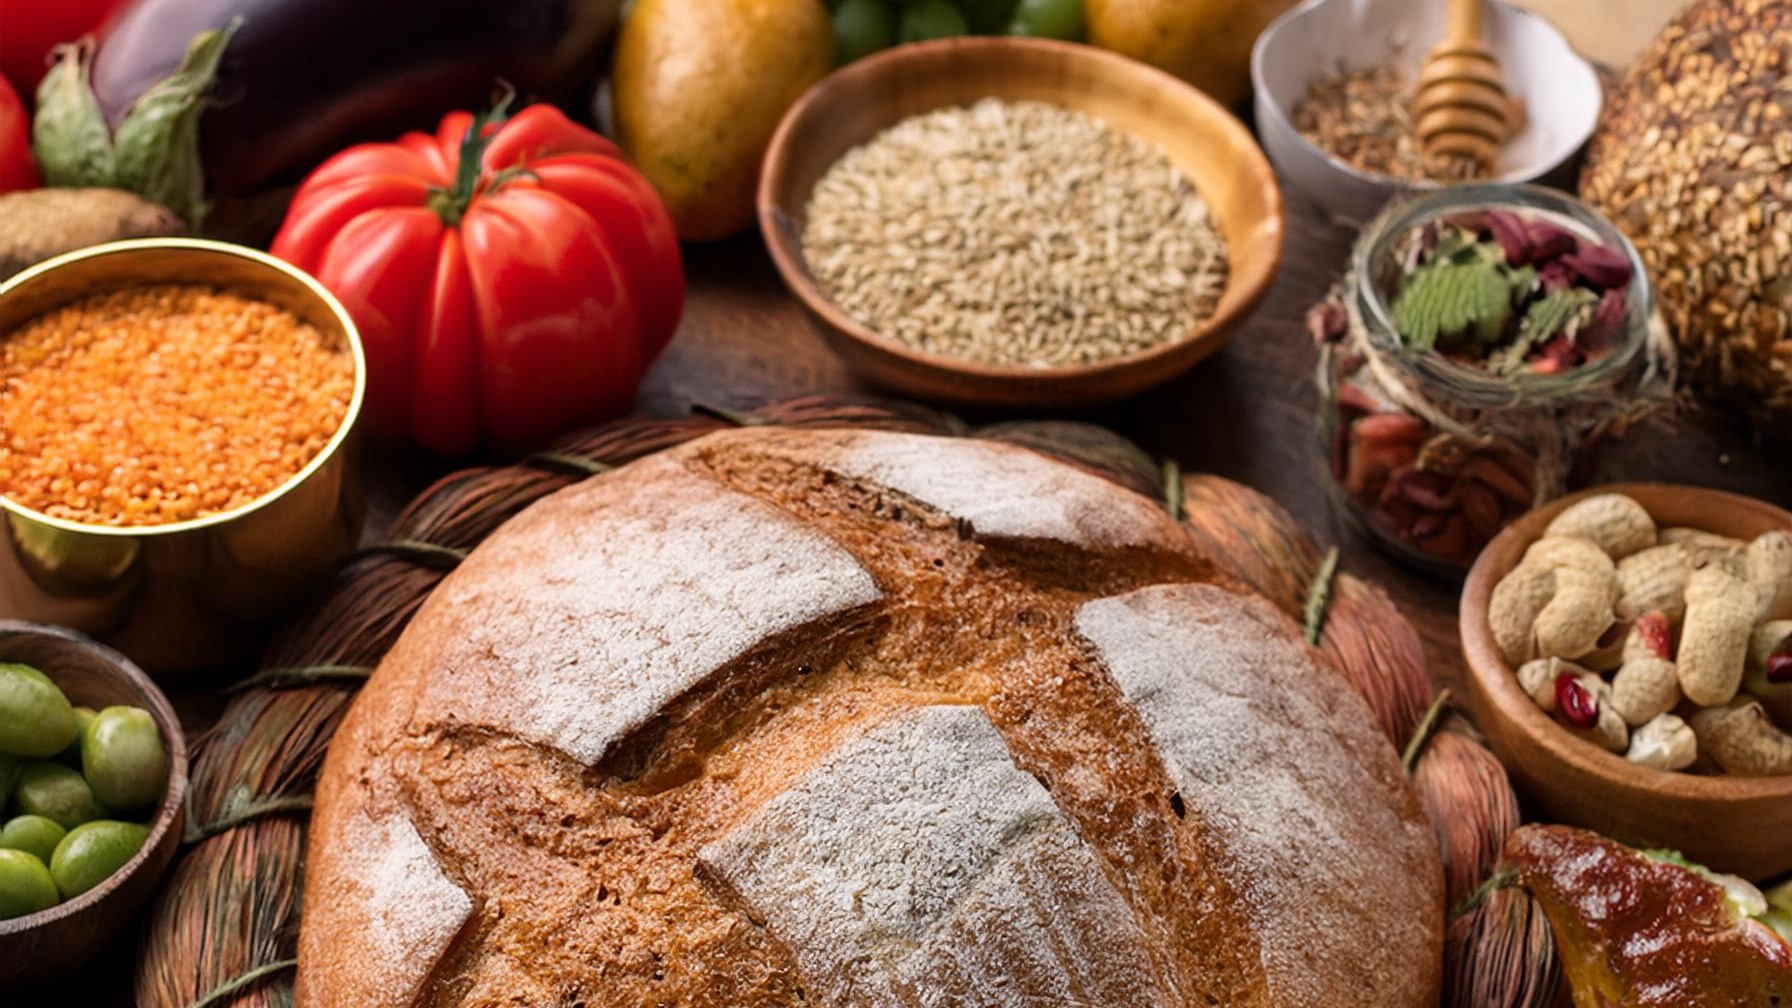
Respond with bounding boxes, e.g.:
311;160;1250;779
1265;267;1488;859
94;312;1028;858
1252;0;1602;224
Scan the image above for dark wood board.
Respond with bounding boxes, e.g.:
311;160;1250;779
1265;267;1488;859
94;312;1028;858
19;185;1791;1007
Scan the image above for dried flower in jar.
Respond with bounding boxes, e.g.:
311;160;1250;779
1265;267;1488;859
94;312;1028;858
1387;210;1634;376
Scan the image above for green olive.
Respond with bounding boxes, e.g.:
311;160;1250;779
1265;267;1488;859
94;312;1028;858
50;820;149;899
0;663;77;759
0;848;59;919
833;0;894;65
13;761;104;830
56;706;97;767
80;706;166;811
956;0;1017;33
0;814;67;865
898;0;969;43
1006;0;1082;40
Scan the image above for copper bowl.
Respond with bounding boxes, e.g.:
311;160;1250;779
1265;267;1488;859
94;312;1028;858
0;239;366;676
758;36;1284;409
1460;483;1792;880
0;622;189;984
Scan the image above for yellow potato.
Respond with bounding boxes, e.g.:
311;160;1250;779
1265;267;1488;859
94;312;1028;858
612;0;833;241
1085;0;1301;108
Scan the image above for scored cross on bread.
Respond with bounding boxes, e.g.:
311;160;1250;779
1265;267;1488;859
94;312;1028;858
298;427;1443;1008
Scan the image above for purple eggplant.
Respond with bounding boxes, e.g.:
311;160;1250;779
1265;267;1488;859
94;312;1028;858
85;0;622;194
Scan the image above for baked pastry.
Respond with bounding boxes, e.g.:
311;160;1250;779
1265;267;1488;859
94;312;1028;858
1508;824;1792;1006
299;427;1442;1007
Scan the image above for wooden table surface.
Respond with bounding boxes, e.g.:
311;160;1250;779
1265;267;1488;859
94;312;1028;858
25;179;1792;1008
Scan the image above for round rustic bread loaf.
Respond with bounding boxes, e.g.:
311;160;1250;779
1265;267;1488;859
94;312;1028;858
1579;0;1792;430
299;427;1442;1007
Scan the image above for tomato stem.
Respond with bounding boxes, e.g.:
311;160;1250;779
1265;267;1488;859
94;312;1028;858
427;85;517;226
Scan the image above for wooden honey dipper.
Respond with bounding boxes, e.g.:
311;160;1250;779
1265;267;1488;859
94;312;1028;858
1412;0;1515;171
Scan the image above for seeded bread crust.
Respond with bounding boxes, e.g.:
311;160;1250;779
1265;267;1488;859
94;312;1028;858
299;428;1442;1008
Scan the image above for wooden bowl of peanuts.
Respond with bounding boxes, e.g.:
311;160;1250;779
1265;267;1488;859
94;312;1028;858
758;36;1284;409
1461;484;1792;880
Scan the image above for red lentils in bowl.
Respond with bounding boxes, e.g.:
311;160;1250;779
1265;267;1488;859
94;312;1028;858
0;284;355;527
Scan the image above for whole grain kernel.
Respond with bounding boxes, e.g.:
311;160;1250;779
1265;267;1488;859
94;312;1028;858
801;98;1228;368
0;285;354;527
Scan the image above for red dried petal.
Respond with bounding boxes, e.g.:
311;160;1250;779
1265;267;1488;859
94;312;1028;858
1485;209;1534;265
1538;261;1575;293
1307;297;1350;345
1353;412;1430;444
1635;612;1673;660
1529;336;1580;375
1335;382;1381;415
1580;289;1628;356
1524;219;1579;262
1555;672;1600;728
1561;244;1634;291
1396;470;1457;510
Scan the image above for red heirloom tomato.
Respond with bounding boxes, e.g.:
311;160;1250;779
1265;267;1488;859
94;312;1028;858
272;102;683;456
0;74;40;192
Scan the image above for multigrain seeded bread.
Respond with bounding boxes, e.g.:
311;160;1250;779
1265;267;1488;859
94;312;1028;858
298;428;1443;1008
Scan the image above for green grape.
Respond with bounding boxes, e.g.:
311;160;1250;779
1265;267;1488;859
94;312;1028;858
955;0;1018;33
834;0;895;64
1007;0;1082;40
899;0;969;44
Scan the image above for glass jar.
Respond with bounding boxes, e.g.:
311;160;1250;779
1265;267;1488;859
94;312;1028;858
1314;184;1674;574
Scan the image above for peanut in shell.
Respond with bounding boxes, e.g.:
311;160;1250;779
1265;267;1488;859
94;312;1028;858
1626;713;1697;771
1543;494;1657;559
1677;565;1760;706
1616;544;1693;624
1747;530;1792;621
1688;697;1792;776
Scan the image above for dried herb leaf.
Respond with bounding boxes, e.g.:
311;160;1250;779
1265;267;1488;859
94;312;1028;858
1522;289;1598;345
1391;252;1515;351
1482;288;1599;375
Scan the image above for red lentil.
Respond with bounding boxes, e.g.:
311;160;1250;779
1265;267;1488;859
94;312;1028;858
0;284;355;527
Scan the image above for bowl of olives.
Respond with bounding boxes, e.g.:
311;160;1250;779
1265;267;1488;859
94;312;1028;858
0;621;187;984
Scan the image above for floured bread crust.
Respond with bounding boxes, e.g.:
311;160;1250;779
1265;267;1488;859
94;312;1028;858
698;703;1169;1008
1077;585;1441;1007
300;427;1442;1008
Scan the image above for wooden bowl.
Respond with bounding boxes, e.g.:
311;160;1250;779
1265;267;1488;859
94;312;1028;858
758;36;1284;409
0;622;188;984
1460;484;1792;880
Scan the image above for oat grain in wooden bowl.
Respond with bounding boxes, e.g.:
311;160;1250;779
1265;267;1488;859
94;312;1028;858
760;36;1283;409
804;98;1228;369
